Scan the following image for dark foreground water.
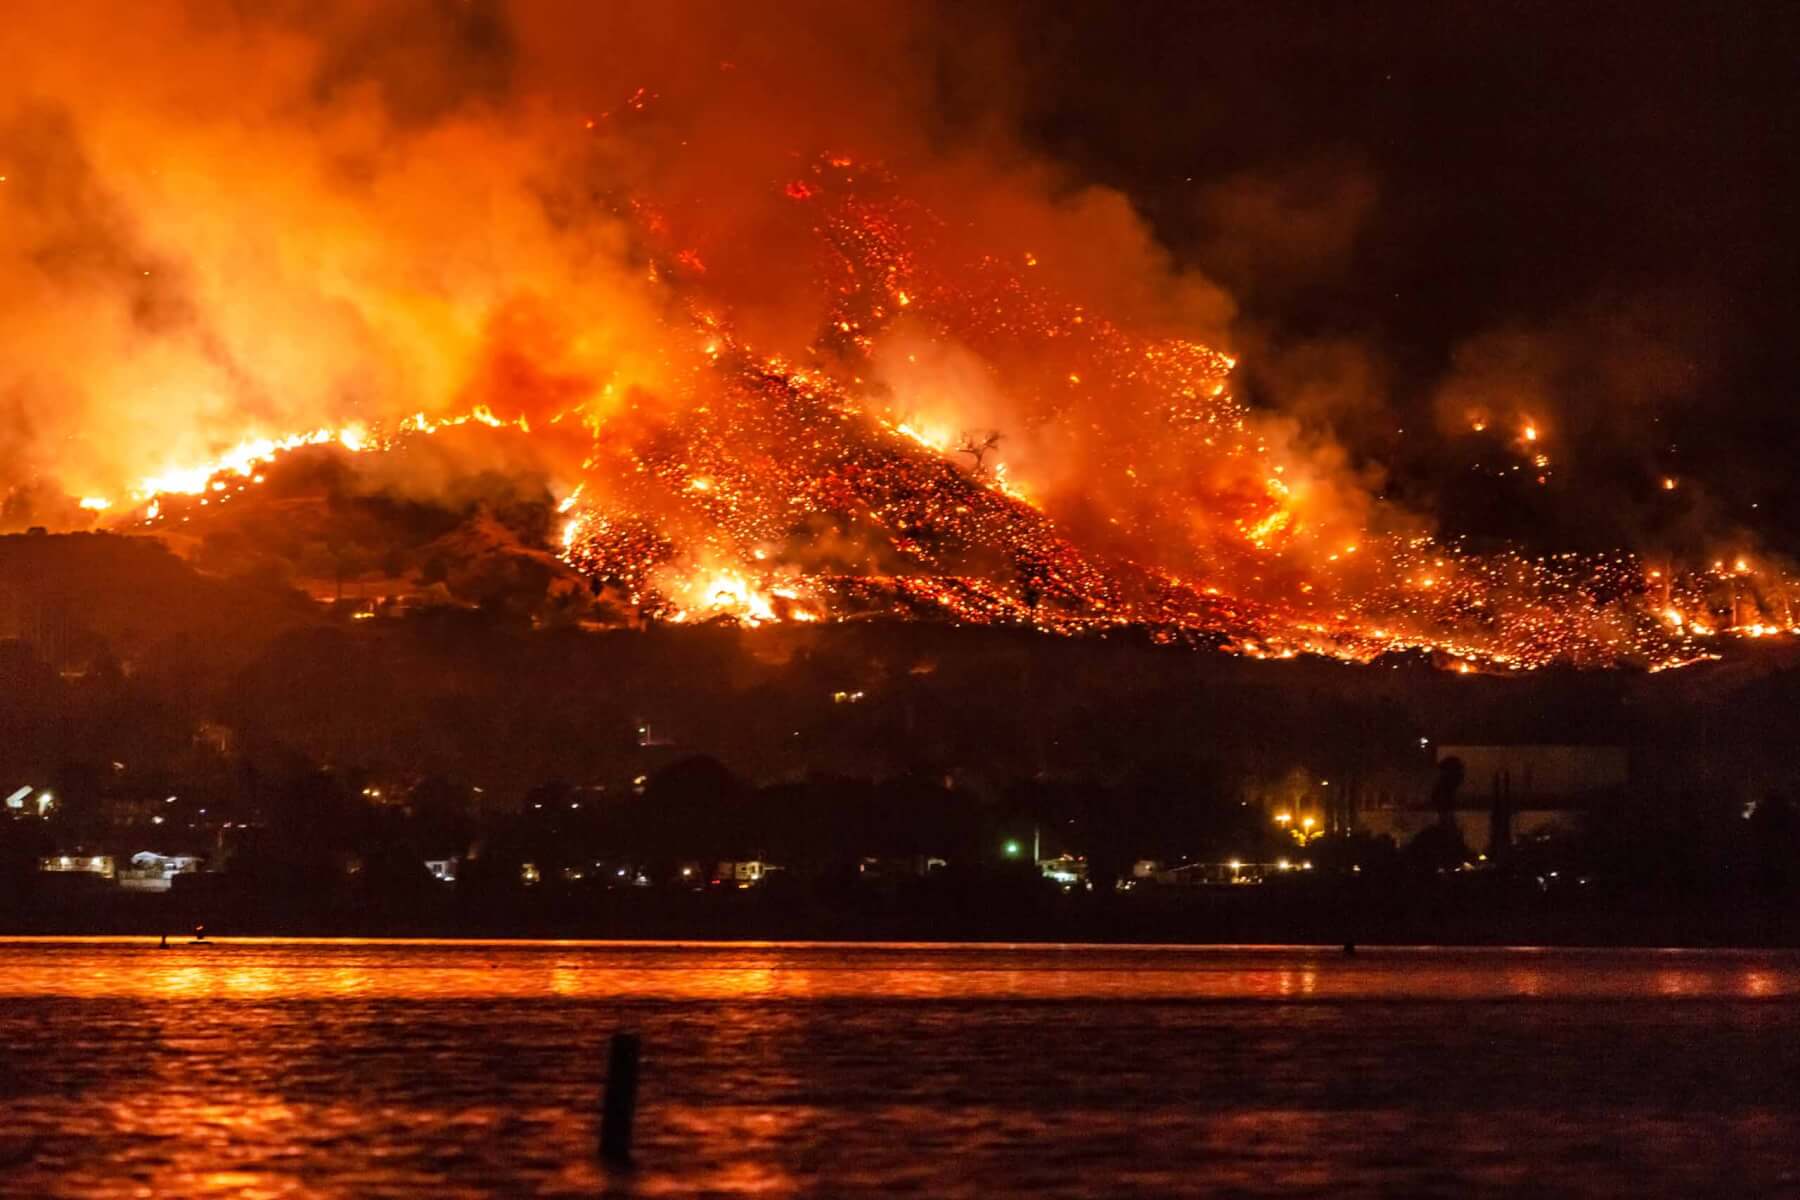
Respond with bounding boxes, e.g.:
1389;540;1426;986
1;941;1796;1198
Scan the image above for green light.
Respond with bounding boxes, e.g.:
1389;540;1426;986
1003;840;1022;857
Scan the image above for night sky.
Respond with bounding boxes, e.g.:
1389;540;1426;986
999;1;1799;551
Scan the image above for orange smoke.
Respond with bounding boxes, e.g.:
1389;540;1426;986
0;2;1791;669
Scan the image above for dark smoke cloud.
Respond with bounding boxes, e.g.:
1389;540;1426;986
1194;154;1379;306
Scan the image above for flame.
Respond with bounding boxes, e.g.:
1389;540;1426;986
131;429;341;499
657;566;819;626
78;405;541;517
49;147;1793;677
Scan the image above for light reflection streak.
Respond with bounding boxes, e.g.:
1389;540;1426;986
0;940;1794;1001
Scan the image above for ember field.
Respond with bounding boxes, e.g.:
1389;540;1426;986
68;164;1799;675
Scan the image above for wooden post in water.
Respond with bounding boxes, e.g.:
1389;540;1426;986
600;1031;642;1165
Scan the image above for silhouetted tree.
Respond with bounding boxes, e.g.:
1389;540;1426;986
1431;756;1465;827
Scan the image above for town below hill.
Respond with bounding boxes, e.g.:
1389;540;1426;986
4;531;1799;944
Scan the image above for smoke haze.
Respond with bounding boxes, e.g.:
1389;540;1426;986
0;0;1791;669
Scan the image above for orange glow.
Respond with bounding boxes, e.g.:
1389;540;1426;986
0;6;1779;678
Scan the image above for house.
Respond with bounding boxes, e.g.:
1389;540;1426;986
858;855;947;880
1036;854;1086;886
715;860;781;887
40;854;115;879
1154;859;1313;886
116;851;203;892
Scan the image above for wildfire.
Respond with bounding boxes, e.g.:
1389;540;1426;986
78;407;540;517
131;429;344;499
69;155;1796;674
657;566;819;626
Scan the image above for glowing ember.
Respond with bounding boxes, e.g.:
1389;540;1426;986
75;158;1796;673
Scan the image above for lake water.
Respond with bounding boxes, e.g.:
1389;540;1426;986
1;940;1796;1197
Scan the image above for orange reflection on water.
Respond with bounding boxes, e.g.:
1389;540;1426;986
1;940;1797;1003
1273;968;1318;998
6;939;1800;1198
1504;965;1546;998
90;1093;312;1199
1654;968;1707;997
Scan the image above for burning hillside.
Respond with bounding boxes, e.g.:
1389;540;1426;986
80;160;1797;673
2;4;1793;673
